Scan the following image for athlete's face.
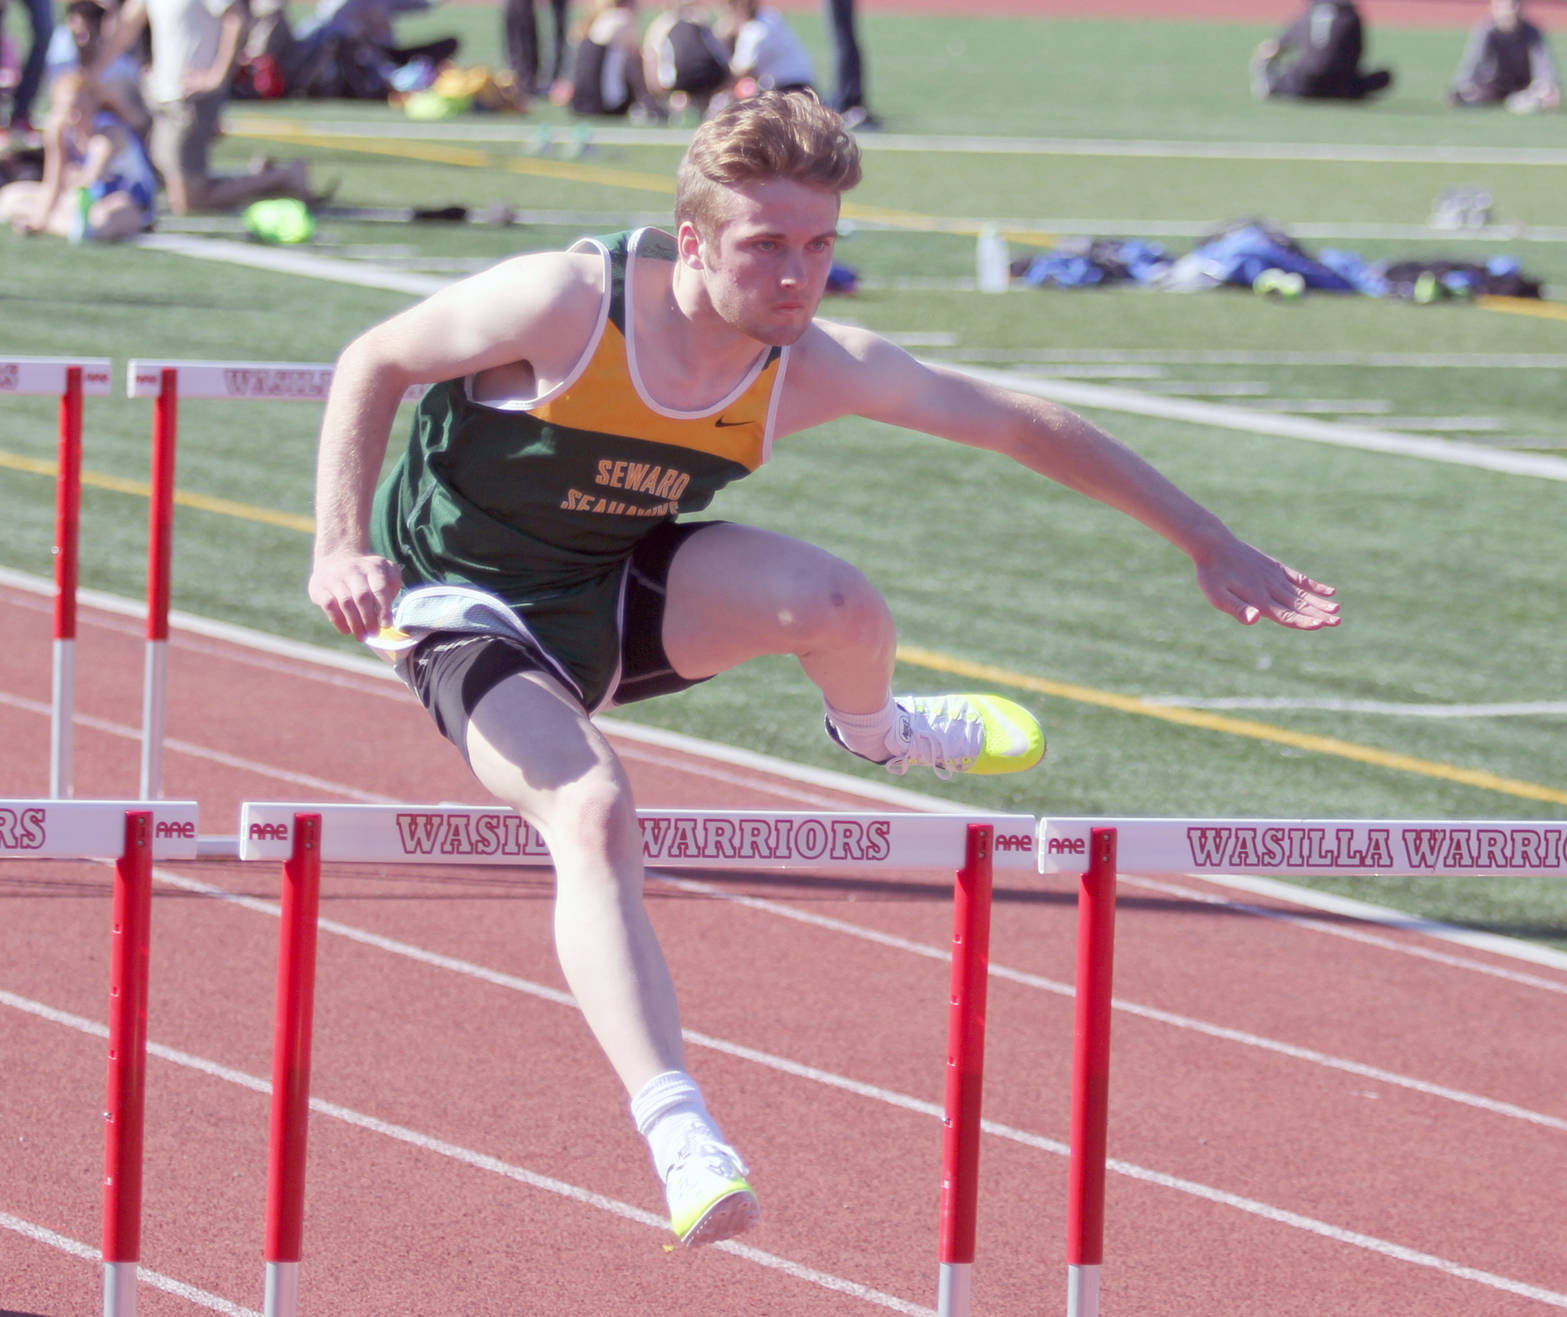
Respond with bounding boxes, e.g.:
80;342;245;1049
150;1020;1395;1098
682;178;840;346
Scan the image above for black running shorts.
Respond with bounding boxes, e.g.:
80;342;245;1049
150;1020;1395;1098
399;520;719;760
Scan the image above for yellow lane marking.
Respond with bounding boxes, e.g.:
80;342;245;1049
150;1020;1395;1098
0;450;315;533
895;644;1567;808
1475;295;1567;323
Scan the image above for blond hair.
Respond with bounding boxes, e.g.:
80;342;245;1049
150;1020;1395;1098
674;90;862;236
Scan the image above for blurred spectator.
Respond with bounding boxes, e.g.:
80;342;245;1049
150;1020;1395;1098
722;0;813;95
822;0;876;129
1;0;54;139
268;0;460;99
641;3;729;118
45;0;148;133
0;68;155;238
1251;0;1392;101
91;0;320;213
506;0;569;98
556;0;656;117
1448;0;1559;112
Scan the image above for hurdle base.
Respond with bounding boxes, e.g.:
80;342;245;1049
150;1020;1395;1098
937;1261;971;1317
1067;1262;1101;1317
103;1259;137;1317
264;1260;299;1317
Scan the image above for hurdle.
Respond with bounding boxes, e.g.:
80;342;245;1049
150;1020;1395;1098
123;360;425;799
0;797;200;1317
0;356;114;798
1038;815;1567;1317
237;803;1038;1317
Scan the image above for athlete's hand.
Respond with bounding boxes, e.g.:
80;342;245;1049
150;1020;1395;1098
1193;537;1340;631
308;551;403;641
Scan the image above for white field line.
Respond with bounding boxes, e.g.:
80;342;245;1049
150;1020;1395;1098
112;239;1567;478
1373;416;1508;431
0;988;933;1317
1235;400;1392;413
131;233;448;295
954;366;1567;481
0;1209;262;1315
942;349;1567;369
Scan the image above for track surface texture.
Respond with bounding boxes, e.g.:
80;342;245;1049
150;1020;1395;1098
3;576;1567;1316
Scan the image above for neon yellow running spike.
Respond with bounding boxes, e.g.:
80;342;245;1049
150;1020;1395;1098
888;694;1046;780
665;1139;760;1247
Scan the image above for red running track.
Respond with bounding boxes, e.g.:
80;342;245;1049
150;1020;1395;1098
3;572;1567;1316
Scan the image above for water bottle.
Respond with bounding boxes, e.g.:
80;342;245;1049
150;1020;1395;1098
976;224;1010;293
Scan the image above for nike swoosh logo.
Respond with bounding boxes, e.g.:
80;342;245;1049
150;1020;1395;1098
714;416;749;428
974;697;1035;755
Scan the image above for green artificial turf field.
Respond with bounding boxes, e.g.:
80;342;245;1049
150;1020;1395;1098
2;6;1563;945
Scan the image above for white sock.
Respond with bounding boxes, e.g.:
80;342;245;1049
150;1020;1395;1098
630;1070;723;1180
823;693;901;761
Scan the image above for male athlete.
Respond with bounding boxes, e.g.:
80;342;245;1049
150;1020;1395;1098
308;90;1339;1249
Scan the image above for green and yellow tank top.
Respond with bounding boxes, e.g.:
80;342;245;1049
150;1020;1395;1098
370;227;788;702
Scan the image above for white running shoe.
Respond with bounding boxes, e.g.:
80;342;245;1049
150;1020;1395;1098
830;693;1045;781
664;1135;760;1246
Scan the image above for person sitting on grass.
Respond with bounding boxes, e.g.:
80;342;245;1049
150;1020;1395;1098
641;2;731;120
720;0;814;98
0;68;154;239
88;0;322;215
1448;0;1560;113
1251;0;1393;101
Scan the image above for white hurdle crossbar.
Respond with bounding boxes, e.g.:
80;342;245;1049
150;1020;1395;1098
1038;816;1567;879
240;802;1042;870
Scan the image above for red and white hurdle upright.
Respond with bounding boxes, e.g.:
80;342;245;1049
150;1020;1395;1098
0;797;200;1317
238;803;1037;1317
123;360;423;799
1038;814;1567;1317
0;356;113;797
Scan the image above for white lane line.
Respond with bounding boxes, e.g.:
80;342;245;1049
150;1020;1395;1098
0;987;932;1315
10;923;1567;1312
0;689;394;804
1120;873;1567;992
659;874;1567;1133
0;1209;262;1315
152;863;1567;1135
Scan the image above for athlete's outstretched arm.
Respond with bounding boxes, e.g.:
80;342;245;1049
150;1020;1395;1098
788;324;1340;632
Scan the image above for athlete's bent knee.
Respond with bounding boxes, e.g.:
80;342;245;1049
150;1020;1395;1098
785;562;892;655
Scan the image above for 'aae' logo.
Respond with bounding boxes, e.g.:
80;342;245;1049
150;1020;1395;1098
995;833;1033;852
1046;835;1086;855
249;822;291;841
